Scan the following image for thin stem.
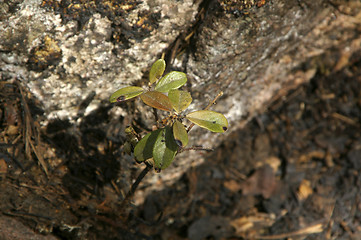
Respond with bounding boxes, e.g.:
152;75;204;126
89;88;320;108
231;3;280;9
204;91;223;111
153;108;159;123
120;162;153;211
178;146;214;153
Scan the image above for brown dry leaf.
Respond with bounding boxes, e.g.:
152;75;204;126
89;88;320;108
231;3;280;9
297;179;313;201
298;150;325;163
240;164;276;199
224;179;242;193
264;156;281;172
231;216;254;233
0;158;8;174
231;214;276;236
5;125;19;135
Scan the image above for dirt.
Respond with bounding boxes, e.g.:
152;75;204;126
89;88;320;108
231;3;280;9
1;44;361;240
130;60;361;240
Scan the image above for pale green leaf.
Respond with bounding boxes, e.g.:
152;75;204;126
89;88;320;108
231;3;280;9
140;91;173;111
134;129;162;162
168;89;192;113
109;86;144;103
153;126;178;170
172;120;188;147
155;71;187;92
149;59;166;84
186;110;228;132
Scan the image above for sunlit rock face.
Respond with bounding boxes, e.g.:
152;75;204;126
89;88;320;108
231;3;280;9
2;0;361;193
0;0;199;120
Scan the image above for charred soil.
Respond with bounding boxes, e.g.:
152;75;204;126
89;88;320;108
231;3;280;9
1;55;361;240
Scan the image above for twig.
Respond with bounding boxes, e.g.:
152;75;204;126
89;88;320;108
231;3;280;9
205;91;224;111
120;162;153;211
153;108;159;123
178;146;214;153
254;221;325;239
17;80;49;177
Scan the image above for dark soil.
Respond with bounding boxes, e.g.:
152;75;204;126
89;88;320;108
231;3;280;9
0;60;360;239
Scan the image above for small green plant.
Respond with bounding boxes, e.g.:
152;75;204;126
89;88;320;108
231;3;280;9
110;58;228;172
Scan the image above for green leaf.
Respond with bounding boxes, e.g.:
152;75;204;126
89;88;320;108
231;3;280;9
149;59;166;84
172;120;188;147
186;110;228;132
153;126;179;170
134;129;162;162
168;89;192;113
140;91;173;111
155;71;187;92
109;86;144;103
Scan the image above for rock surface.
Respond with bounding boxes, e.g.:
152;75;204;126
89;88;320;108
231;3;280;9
1;0;199;119
1;0;361;196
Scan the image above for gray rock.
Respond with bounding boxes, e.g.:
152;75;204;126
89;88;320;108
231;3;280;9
0;0;199;119
2;0;361;196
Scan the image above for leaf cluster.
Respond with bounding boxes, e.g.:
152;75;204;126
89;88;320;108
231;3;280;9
110;59;228;172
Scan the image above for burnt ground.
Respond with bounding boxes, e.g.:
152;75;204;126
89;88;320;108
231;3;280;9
0;59;360;239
